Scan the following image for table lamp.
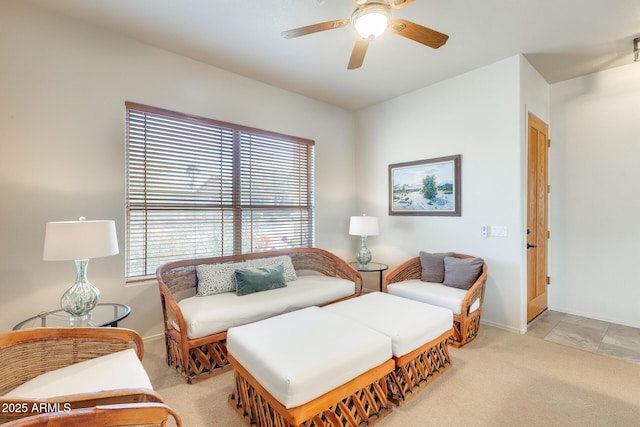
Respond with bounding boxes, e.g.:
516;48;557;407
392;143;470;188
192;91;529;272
43;217;119;321
349;214;379;266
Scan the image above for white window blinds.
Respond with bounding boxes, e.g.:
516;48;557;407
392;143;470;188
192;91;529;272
125;102;315;280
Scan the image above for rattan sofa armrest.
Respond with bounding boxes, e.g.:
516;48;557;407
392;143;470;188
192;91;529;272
157;280;188;335
382;257;421;292
460;262;488;316
0;327;144;396
286;248;362;289
0;389;165;424
2;401;181;427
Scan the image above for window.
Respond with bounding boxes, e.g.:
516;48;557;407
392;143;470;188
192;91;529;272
125;102;315;280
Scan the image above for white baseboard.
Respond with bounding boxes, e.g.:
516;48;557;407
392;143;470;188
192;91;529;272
480;319;527;335
142;333;165;342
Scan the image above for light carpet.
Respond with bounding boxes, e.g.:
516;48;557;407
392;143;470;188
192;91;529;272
142;326;640;426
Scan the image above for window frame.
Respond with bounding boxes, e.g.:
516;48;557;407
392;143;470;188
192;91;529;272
125;102;315;281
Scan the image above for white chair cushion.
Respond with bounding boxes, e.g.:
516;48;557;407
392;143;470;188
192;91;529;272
5;348;152;399
227;306;392;409
178;275;355;339
386;279;480;316
325;292;453;357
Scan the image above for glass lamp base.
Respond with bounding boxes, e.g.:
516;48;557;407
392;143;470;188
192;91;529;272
60;259;100;319
69;313;92;327
356;236;372;266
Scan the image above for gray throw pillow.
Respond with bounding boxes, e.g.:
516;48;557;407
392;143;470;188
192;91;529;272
443;256;484;290
247;256;297;282
235;263;287;296
196;261;250;296
419;251;455;283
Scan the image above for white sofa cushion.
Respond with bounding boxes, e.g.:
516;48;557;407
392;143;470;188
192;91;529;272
5;348;152;399
227;306;392;409
325;292;453;357
386;279;480;316
177;275;355;339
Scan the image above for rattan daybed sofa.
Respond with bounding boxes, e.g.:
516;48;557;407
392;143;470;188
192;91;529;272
383;252;488;347
0;327;165;424
156;247;363;383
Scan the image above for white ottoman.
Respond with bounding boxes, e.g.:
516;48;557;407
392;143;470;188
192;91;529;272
325;292;454;405
227;306;395;426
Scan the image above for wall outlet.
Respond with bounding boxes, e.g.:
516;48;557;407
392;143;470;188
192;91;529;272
481;225;488;238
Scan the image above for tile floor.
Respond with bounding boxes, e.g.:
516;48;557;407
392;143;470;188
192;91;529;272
526;310;640;365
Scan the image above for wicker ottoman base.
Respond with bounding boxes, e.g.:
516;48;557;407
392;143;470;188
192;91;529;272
165;331;230;383
450;314;482;347
387;329;453;406
228;354;394;427
324;292;454;407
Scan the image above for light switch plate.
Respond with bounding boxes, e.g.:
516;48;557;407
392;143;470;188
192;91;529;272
491;225;508;237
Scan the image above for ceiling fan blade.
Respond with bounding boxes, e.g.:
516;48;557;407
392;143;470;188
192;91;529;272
282;19;349;39
348;37;370;70
389;19;449;49
389;0;415;8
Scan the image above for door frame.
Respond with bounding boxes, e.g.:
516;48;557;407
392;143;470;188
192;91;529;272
526;112;549;323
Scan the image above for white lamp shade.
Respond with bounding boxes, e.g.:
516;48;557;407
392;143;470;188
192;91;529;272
349;215;379;236
43;218;119;261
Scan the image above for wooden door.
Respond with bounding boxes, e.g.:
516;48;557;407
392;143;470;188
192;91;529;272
527;113;549;322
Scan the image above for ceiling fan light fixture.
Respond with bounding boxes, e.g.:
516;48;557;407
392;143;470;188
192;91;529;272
352;3;391;39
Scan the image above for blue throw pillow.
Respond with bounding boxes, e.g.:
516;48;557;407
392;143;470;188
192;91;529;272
235;263;287;296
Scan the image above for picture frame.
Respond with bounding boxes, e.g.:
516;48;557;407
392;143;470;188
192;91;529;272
389;154;461;216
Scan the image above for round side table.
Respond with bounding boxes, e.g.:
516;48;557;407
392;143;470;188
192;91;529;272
13;303;131;330
349;262;389;292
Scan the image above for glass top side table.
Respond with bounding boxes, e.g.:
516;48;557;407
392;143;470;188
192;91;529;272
349;262;389;292
13;303;131;330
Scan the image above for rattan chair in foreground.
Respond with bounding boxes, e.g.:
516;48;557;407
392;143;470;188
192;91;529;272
2;402;182;427
0;327;165;424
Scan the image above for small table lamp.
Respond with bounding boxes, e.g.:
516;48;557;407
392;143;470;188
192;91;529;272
349;214;379;267
43;217;119;322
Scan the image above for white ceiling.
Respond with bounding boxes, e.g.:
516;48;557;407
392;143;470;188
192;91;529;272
26;0;640;110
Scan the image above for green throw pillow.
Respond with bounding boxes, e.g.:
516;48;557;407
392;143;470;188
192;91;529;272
235;264;287;296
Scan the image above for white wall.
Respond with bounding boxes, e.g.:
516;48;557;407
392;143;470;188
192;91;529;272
355;55;548;333
549;63;640;328
0;1;356;337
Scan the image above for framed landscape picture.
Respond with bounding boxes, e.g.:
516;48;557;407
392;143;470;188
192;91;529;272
389;154;461;216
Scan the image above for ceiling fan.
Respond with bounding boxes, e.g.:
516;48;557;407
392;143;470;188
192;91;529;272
282;0;449;70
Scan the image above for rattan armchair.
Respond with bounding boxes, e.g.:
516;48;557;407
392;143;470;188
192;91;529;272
383;253;488;347
2;402;182;426
0;327;164;424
